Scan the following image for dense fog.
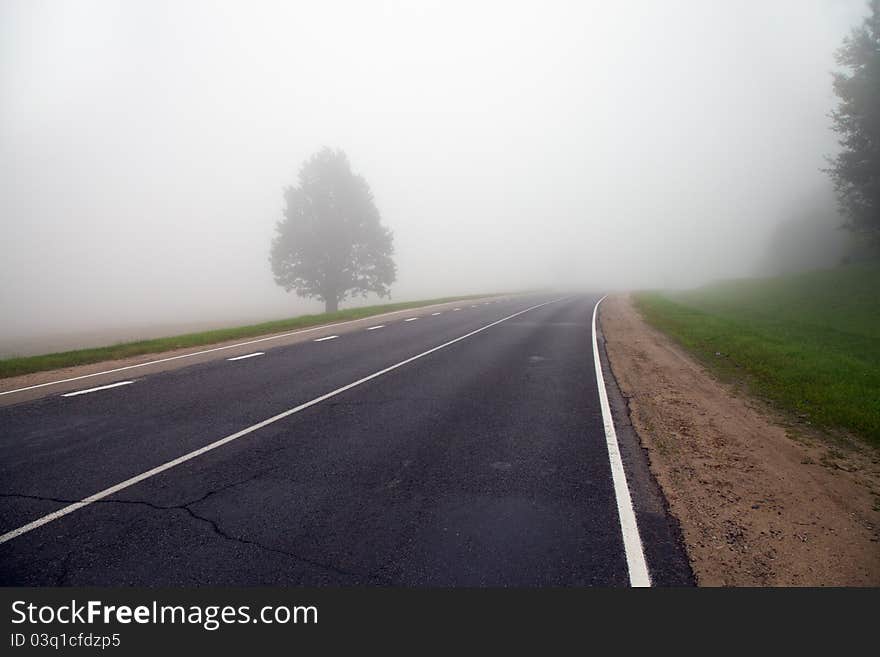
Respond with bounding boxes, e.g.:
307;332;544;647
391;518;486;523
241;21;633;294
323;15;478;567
0;1;868;356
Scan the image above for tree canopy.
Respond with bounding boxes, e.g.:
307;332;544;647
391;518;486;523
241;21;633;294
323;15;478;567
827;0;880;244
270;148;396;313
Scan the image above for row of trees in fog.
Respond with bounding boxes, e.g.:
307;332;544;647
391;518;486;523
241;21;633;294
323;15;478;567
826;0;879;246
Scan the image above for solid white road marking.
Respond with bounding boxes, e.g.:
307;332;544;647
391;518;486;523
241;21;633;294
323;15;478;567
0;297;563;545
0;299;507;397
313;335;338;342
366;325;384;331
62;381;134;397
226;352;264;361
404;317;419;322
592;295;651;587
431;312;441;316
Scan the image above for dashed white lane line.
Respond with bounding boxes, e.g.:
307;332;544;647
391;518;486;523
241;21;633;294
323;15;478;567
226;352;264;361
431;312;442;316
404;317;419;322
313;335;339;342
62;381;134;397
0;297;564;545
592;295;651;587
0;299;505;398
366;325;384;331
453;308;461;311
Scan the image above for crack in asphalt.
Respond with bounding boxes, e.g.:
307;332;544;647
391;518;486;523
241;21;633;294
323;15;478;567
0;472;393;585
54;550;74;586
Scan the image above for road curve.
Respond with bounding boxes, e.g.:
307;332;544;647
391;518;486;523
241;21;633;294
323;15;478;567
0;294;691;586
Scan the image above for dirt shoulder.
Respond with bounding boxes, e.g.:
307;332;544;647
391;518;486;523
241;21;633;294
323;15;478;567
600;294;880;586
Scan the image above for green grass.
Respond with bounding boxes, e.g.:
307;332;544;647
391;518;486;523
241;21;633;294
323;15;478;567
0;294;497;380
633;263;880;447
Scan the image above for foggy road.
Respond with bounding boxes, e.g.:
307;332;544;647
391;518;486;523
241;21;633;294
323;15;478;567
0;295;691;586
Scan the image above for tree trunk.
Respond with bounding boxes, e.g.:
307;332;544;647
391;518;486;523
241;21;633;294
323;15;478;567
325;298;339;313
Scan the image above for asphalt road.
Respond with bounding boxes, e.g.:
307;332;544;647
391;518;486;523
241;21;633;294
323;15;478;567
0;294;692;586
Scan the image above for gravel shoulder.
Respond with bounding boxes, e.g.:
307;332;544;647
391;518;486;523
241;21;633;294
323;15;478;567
600;294;880;586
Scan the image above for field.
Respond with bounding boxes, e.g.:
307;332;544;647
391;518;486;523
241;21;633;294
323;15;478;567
634;263;880;446
0;294;495;380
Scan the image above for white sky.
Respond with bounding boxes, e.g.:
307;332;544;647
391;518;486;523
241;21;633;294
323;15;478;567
0;0;869;351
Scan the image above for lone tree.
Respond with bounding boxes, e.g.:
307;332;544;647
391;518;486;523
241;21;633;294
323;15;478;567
270;148;396;313
826;0;880;245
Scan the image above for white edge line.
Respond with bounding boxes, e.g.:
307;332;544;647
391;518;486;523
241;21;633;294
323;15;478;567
226;352;265;361
61;380;135;397
313;335;338;342
366;325;384;331
592;295;651;587
0;296;563;545
0;298;511;397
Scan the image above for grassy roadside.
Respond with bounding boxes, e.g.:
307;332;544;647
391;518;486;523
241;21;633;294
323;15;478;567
633;263;880;447
0;294;498;380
